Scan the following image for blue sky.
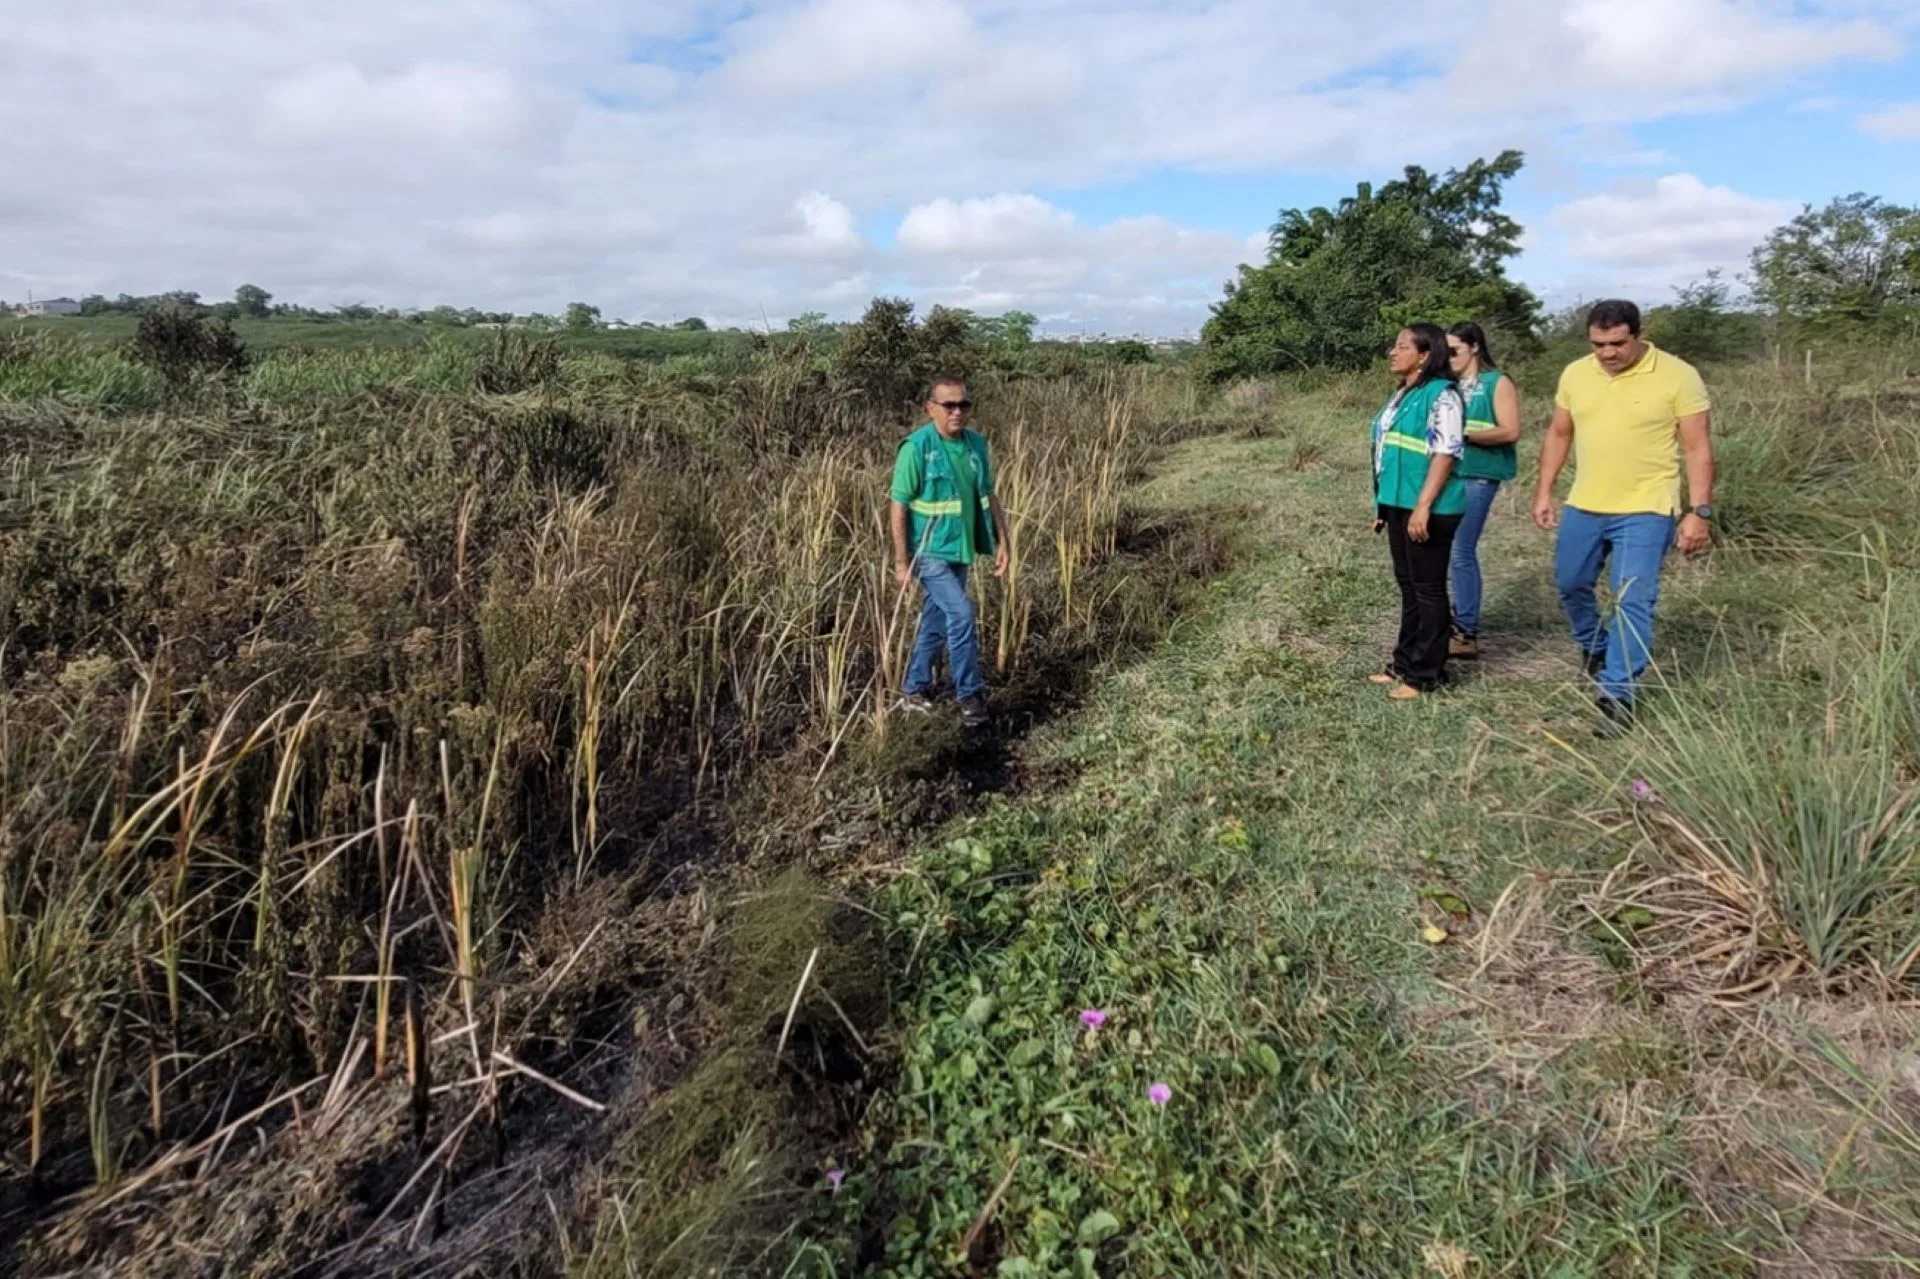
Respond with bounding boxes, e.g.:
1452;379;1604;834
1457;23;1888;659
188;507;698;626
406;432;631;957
4;0;1919;335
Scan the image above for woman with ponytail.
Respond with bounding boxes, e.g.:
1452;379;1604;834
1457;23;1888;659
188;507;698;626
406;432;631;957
1443;322;1522;660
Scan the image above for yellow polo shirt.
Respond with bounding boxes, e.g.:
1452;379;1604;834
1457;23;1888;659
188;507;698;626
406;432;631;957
1555;344;1711;516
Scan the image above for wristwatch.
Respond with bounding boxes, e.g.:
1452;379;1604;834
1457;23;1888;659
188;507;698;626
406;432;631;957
1691;504;1714;521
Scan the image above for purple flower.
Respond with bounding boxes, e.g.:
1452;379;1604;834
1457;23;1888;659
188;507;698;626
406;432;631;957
1147;1082;1172;1107
1079;1009;1108;1029
826;1169;846;1193
1629;779;1663;804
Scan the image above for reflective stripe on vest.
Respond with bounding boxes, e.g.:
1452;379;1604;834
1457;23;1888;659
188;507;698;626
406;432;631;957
911;499;963;516
1465;418;1498;433
1382;433;1430;454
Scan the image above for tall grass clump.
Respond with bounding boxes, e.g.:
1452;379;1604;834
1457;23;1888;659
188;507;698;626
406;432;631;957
1593;572;1920;995
1708;375;1920;558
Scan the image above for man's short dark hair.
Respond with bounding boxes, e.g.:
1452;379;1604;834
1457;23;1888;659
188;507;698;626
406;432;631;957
1585;299;1642;335
925;376;966;402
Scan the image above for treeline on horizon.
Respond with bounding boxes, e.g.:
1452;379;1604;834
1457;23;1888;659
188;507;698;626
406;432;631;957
1200;150;1920;382
8;150;1918;379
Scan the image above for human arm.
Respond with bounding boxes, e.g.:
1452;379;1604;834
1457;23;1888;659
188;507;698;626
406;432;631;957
890;501;913;589
988;494;1010;577
1675;410;1714;553
1466;377;1522;446
1406;454;1456;541
889;441;920;589
1532;406;1574;530
1408;390;1464;542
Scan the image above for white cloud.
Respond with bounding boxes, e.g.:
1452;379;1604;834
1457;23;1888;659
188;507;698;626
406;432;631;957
749;192;867;261
898;196;1077;258
892;197;1260;334
0;0;1910;334
1546;174;1797;296
263;63;537;147
720;0;977;97
1859;102;1920;140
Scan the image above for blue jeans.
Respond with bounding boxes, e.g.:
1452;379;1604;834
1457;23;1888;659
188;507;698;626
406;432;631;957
1554;507;1674;706
1448;479;1501;636
905;557;984;700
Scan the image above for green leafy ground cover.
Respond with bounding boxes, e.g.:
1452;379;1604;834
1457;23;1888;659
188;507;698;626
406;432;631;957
792;368;1920;1277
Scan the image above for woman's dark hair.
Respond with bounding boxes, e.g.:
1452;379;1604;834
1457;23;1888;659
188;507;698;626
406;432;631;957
1403;323;1455;386
1585;299;1642;335
1446;321;1498;371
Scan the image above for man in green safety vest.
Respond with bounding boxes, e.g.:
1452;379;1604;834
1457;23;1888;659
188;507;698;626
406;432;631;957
889;377;1010;727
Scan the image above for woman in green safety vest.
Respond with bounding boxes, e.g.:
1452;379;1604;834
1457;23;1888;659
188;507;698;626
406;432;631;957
1368;323;1467;700
1444;322;1522;662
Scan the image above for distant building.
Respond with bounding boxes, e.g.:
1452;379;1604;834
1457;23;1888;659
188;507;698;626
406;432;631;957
20;297;82;317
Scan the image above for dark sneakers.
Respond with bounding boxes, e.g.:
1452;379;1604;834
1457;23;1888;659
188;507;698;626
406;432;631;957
898;691;990;726
1594;695;1634;739
1582;649;1607;679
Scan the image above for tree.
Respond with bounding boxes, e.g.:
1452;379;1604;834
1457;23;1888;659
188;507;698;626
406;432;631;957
831;297;983;416
1644;271;1762;364
234;284;272;319
1198;151;1541;381
975;310;1036;348
1749;193;1920;335
675;316;709;331
565;301;602;332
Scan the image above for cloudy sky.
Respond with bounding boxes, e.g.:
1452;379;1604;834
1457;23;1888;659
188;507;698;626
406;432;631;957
4;0;1919;336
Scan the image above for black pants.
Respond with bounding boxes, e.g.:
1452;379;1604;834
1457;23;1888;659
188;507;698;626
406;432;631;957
1381;504;1462;690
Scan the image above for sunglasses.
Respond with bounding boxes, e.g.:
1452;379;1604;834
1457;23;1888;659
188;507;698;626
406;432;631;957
933;399;973;412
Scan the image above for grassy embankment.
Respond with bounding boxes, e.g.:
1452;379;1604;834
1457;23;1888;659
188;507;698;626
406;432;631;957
0;330;1228;1275
793;347;1920;1276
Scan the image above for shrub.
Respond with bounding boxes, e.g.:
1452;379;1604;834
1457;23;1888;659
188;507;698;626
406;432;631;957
129;305;248;390
832;298;983;420
475;328;561;393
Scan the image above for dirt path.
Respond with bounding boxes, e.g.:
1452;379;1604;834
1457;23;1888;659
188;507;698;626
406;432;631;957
796;398;1909;1275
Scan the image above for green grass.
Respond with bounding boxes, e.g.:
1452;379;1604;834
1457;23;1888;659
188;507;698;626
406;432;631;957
796;363;1920;1275
6;315;764;359
5;325;1918;1275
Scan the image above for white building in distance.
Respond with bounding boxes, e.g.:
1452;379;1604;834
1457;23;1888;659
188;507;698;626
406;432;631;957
19;297;82;317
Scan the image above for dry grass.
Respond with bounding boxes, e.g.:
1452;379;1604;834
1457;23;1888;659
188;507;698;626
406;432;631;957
0;348;1208;1274
1462;869;1920;1276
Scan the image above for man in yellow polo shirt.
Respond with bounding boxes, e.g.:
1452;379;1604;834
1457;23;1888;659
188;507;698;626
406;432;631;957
1531;299;1716;736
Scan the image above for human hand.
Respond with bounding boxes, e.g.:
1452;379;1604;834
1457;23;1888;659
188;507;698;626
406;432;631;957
1531;493;1558;531
1407;506;1431;543
1676;513;1711;554
993;543;1010;578
894;560;913;591
1371;518;1385;535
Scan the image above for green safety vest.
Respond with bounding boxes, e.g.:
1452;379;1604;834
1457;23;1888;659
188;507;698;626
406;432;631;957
902;422;996;563
1458;369;1517;482
1372;377;1467;516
